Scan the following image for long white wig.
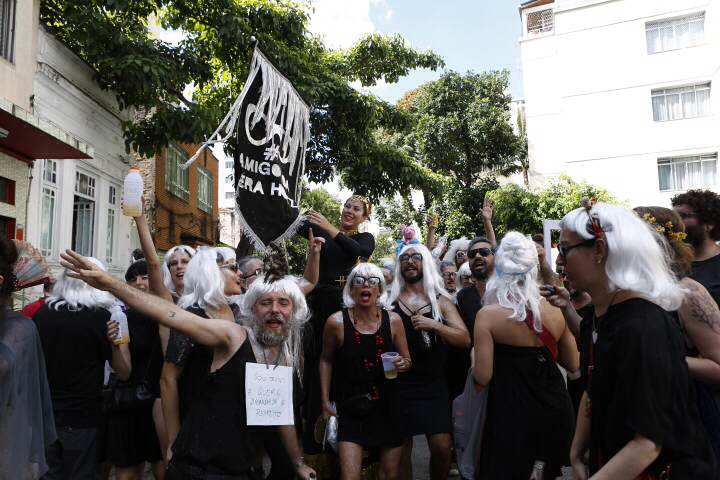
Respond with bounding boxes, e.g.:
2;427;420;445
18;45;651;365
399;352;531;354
445;237;470;266
342;262;389;309
388;244;451;322
47;257;114;311
561;203;684;312
162;245;196;296
241;276;310;376
483;232;542;330
177;247;227;311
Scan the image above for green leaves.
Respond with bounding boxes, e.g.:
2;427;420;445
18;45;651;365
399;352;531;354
40;0;443;200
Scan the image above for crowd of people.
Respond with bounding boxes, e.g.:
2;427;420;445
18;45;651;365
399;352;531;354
4;189;720;479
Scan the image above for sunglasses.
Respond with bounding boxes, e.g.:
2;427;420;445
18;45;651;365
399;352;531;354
352;275;382;287
557;239;596;258
242;267;263;280
220;263;240;273
467;247;493;259
399;253;423;263
455;250;467;259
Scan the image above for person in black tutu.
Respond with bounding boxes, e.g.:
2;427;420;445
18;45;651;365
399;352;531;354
562;203;716;479
296;195;375;464
387;244;470;480
319;262;411;480
473;232;579;479
103;259;164;479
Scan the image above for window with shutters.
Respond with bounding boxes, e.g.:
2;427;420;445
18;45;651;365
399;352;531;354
0;0;16;62
0;177;15;205
165;144;190;201
197;166;213;214
646;12;704;54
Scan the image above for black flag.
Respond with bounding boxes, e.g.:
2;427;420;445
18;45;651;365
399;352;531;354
182;46;310;252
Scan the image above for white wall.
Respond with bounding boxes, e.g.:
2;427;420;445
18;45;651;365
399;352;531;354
520;0;720;207
27;29;139;278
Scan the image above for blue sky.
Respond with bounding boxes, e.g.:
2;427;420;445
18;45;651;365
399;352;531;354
308;0;524;103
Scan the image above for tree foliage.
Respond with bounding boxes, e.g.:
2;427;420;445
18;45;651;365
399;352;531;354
41;0;444;199
487;175;619;238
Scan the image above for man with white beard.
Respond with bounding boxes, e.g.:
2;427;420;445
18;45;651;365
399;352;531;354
59;249;317;480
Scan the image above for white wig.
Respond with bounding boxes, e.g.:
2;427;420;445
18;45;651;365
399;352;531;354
177;247;227;311
446;237;470;265
561;203;684;312
47;257;114;311
241;276;310;375
162;245;196;296
388;244;451;322
483;232;542;330
457;261;471;279
342;262;389;309
216;246;236;263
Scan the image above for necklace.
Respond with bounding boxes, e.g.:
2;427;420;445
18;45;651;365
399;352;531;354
341;228;359;236
592;289;623;344
260;345;282;370
350;306;380;326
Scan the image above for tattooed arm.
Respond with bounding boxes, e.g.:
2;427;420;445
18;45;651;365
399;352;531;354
679;277;720;384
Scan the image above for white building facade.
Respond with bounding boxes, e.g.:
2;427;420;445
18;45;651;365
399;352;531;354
519;0;720;207
216;145;242;247
27;28;139;278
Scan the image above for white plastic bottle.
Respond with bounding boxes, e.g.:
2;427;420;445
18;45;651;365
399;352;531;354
122;167;143;217
110;305;130;345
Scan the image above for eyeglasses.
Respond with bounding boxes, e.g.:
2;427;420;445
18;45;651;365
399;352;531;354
220;263;240;273
455;250;467;259
557;239;596;258
352;275;382;287
242;268;263;280
467;247;493;259
442;272;457;279
399;253;423;263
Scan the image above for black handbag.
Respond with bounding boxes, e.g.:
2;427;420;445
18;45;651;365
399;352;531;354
103;336;158;411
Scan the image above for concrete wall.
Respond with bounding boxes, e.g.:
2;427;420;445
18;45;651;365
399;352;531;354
519;0;720;206
0;0;39;110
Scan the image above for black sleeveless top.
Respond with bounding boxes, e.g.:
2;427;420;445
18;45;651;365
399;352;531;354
393;300;447;390
171;339;267;475
334;308;394;404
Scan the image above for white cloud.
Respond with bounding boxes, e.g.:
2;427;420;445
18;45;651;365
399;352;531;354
308;0;393;50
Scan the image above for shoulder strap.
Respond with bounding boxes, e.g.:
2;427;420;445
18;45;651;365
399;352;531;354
524;310;558;361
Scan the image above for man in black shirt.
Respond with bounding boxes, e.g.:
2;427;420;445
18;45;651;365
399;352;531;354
672;189;720;306
448;237;495;401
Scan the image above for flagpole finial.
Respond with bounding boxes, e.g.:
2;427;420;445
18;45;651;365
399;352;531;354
250;36;258;47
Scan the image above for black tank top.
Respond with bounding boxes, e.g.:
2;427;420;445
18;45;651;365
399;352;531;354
335;308;394;402
393;300;447;388
171;339;267;475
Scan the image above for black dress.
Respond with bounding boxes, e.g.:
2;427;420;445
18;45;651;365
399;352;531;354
394;301;452;437
334;308;402;448
103;310;163;467
447;286;483;401
477;314;574;479
165;305;213;419
167;339;266;479
587;298;716;477
296;221;375;454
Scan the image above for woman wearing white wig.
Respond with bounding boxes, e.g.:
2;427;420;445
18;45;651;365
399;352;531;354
473;232;578;479
320;262;411;480
559;202;716;479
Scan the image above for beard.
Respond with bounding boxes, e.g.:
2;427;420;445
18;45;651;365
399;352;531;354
471;265;490;281
253;315;290;347
402;270;424;284
685;223;706;248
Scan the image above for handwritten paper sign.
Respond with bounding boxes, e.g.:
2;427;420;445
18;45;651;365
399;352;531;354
245;362;294;426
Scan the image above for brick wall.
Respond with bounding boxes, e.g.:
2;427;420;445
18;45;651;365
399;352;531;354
149;143;219;251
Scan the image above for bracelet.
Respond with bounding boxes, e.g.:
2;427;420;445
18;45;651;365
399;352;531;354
294;456;307;470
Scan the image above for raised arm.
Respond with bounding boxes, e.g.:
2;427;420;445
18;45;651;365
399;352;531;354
481;197;497;247
679;278;720;383
61;250;238;349
134;210;172;303
305;211;374;259
299;228;324;296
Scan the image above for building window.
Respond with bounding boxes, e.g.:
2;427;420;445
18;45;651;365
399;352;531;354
40;187;55;257
658;153;717;192
106;208;115;264
197;166;213;214
0;0;16;62
0;177;15;205
165;144;190;201
0;215;15;239
526;8;553;35
75;171;96;197
108;185;116;205
652;83;710;121
225;191;235;200
225;161;233;169
43;160;57;184
225;173;234;184
646;12;705;54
